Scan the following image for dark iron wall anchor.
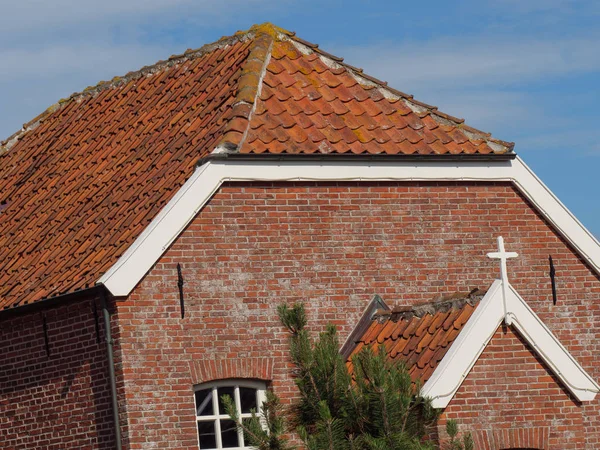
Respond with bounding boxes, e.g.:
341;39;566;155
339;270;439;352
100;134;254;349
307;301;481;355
549;255;557;305
177;263;185;319
42;313;51;357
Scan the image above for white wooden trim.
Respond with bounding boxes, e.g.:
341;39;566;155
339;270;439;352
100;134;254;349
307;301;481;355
420;280;600;408
194;380;266;450
510;157;600;275
98;157;600;296
507;284;599;402
419;280;504;407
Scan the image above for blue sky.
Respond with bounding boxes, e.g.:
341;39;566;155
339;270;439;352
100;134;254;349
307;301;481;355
1;0;599;237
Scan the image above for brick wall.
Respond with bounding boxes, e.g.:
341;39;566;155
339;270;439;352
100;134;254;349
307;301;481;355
440;326;584;449
118;181;600;449
0;296;115;449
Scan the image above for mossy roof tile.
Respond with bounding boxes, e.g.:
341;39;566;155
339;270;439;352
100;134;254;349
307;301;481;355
0;23;513;310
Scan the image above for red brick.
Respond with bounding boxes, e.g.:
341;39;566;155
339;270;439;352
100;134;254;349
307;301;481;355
117;181;600;449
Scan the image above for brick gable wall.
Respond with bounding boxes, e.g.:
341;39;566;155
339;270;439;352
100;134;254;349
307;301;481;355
0;297;116;449
441;326;585;449
0;181;581;448
118;181;600;449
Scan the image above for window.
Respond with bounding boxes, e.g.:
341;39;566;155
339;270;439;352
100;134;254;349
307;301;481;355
194;380;266;449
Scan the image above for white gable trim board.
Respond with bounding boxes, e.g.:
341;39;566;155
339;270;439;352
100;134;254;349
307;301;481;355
97;155;600;407
98;156;600;297
420;279;600;407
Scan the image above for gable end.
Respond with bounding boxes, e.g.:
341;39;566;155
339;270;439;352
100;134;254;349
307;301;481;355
421;279;600;407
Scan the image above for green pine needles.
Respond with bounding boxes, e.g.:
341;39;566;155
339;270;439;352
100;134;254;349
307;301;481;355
443;420;473;450
279;303;437;449
222;390;293;450
224;302;472;449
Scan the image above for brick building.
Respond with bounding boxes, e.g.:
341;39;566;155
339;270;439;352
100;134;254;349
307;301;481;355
1;23;599;449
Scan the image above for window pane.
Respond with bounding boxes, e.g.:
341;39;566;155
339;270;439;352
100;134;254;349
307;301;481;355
242;417;255;446
239;387;257;413
220;419;240;448
197;420;217;449
217;386;235;414
195;389;214;416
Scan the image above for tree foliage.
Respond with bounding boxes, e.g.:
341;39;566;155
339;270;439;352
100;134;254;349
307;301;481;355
226;302;472;449
279;303;437;449
442;420;473;450
222;389;294;450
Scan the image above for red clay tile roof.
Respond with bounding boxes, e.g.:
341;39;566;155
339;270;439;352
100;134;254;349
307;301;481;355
0;23;512;311
243;36;513;156
347;289;485;386
0;34;257;310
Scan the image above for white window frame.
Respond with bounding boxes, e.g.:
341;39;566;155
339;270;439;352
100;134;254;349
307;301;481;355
194;379;266;450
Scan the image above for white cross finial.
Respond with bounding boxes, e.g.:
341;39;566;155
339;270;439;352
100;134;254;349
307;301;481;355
487;236;518;325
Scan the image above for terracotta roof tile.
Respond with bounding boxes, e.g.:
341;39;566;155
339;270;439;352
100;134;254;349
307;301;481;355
240;32;513;156
0;33;259;310
348;289;486;386
0;23;513;310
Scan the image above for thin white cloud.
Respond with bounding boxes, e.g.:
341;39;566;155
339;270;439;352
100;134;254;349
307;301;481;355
517;130;600;153
0;0;275;35
489;0;600;17
0;42;174;139
336;34;600;91
489;0;578;12
0;44;170;83
410;89;534;129
0;0;287;139
329;32;600;149
588;144;600;156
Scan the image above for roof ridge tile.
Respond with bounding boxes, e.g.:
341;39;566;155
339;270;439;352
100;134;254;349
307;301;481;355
216;32;275;153
373;287;486;322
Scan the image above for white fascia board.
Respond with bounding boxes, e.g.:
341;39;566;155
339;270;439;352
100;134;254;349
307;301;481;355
421;281;599;408
98;157;600;296
98;161;221;294
510;156;600;276
507;284;600;402
420;280;504;408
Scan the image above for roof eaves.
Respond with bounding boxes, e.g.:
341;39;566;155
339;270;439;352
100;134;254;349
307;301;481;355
197;151;516;167
0;284;103;320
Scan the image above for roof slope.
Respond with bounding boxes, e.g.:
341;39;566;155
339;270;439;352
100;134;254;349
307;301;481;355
0;23;513;311
0;34;260;309
241;34;513;155
347;290;484;386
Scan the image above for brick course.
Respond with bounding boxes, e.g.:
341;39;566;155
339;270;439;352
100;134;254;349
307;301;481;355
0;297;115;449
3;181;598;448
189;358;275;385
117;181;600;449
441;326;583;449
